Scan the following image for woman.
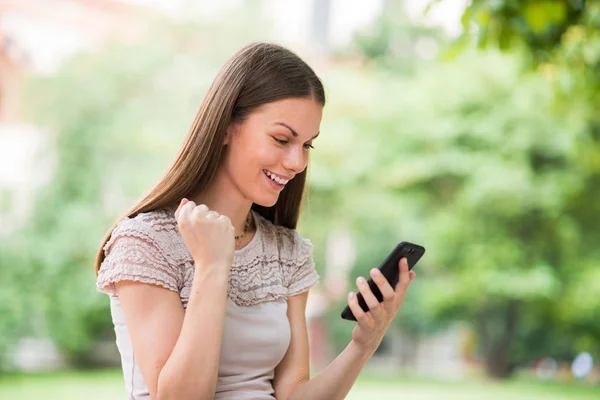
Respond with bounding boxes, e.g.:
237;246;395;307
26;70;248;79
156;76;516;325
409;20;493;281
95;42;416;400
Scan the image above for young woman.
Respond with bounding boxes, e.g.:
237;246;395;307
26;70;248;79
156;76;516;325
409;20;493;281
94;42;416;400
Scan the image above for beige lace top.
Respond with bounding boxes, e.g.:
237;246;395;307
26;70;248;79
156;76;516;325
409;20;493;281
96;208;319;400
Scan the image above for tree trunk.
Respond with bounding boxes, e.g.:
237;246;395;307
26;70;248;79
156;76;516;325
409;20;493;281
477;300;519;379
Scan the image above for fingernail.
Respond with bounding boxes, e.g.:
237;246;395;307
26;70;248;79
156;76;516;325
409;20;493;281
371;268;381;276
348;292;354;299
403;258;408;267
357;277;366;284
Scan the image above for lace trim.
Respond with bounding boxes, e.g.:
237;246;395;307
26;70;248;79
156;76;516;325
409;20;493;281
288;262;320;297
228;255;287;307
96;265;179;296
97;230;180;296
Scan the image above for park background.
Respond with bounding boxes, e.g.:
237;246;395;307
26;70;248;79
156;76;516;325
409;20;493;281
0;0;599;398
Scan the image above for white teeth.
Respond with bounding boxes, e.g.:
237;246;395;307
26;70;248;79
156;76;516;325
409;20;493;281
264;170;289;185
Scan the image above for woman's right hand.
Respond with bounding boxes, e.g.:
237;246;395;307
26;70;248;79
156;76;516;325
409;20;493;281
175;198;235;273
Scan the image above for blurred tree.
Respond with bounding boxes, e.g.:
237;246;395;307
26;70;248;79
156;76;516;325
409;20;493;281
452;0;600;377
0;241;29;369
349;0;444;73
318;50;589;377
455;0;586;58
322;0;600;379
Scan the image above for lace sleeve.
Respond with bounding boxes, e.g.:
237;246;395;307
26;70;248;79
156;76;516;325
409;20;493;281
285;233;320;297
96;218;181;296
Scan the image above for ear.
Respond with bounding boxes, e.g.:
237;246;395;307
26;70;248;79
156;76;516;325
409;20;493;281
224;122;238;146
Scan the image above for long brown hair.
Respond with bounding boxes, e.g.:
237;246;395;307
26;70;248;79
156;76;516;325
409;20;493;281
94;42;325;275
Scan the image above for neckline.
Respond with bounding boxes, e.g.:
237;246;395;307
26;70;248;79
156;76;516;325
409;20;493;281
235;210;261;254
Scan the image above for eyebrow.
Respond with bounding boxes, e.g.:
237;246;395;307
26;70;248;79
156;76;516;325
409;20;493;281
274;122;319;140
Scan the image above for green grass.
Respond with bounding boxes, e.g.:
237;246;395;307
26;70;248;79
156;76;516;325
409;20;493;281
349;372;600;400
0;369;126;400
0;368;598;400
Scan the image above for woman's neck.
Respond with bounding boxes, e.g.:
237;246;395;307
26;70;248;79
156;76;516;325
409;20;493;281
192;178;253;238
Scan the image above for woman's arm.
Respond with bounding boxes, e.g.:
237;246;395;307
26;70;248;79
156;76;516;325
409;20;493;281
274;258;415;400
288;340;374;400
116;266;229;400
115;199;235;400
273;292;375;400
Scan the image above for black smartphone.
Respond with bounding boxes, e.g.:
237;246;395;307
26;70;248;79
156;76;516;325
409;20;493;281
340;241;425;321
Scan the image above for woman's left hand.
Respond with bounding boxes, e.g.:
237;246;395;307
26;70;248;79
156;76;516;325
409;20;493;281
347;257;416;354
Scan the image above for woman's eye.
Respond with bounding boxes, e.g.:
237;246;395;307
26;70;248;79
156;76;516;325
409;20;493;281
272;136;314;149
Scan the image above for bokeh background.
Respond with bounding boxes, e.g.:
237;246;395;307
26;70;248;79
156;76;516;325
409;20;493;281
1;0;599;399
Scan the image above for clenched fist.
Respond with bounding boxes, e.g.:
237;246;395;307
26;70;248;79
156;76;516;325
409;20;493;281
175;198;235;274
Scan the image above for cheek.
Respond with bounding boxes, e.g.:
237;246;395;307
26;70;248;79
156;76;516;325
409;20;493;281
226;148;251;176
226;135;272;175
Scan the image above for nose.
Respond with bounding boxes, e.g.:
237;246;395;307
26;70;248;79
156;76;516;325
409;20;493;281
282;146;307;174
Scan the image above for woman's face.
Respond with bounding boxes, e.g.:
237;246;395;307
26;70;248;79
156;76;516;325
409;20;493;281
222;97;323;207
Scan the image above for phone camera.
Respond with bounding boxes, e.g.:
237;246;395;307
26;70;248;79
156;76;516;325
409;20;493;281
409;248;415;254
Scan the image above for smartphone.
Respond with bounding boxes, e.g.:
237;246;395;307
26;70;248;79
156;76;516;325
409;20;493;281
340;241;425;321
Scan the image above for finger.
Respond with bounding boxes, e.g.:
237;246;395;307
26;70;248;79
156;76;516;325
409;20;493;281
204;211;220;220
395;257;410;293
356;276;382;316
192;204;209;219
409;271;416;282
347;292;370;324
217;214;231;224
177;200;196;225
174;198;189;220
218;215;234;232
370;268;395;306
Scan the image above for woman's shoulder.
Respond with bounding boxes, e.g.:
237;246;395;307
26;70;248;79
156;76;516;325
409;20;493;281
251;212;319;297
110;208;176;238
253;212;313;260
105;209;177;249
103;208;189;269
228;211;318;305
97;208;186;296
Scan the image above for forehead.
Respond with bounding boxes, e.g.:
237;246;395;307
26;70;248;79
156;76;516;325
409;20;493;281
250;97;322;137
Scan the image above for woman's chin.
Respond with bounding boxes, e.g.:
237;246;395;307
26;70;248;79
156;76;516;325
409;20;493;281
253;197;278;208
248;176;285;208
251;191;280;208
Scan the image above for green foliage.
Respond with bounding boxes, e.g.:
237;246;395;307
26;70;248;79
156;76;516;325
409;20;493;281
0;240;29;368
458;0;586;57
315;38;599;375
349;0;444;73
448;0;600;372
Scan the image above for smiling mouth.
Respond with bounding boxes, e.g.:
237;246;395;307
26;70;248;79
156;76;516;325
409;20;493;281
263;169;291;185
